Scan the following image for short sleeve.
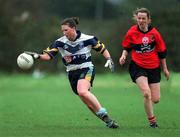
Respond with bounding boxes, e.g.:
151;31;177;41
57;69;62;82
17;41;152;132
43;41;61;58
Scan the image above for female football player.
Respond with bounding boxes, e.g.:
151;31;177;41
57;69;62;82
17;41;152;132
26;17;119;128
119;8;170;128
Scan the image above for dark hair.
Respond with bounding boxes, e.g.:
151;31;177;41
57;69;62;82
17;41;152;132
133;7;151;19
61;17;79;28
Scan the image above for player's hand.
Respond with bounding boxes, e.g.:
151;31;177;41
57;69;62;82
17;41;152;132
104;57;114;72
119;55;126;65
163;68;170;80
24;51;40;60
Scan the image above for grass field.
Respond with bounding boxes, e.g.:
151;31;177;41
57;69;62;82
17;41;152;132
0;72;180;137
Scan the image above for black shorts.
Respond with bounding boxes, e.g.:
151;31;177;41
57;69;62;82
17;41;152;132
129;61;161;83
68;67;95;95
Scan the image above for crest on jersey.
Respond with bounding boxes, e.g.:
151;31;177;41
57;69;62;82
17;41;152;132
137;36;155;53
142;37;149;46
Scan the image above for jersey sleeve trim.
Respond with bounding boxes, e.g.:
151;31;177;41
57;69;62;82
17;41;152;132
158;49;167;59
43;40;62;58
124;47;132;53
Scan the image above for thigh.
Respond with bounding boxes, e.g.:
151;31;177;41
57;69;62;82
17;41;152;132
68;67;95;95
136;76;151;95
77;79;91;93
149;83;160;102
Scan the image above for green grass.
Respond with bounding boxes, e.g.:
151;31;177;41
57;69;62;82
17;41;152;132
0;73;180;137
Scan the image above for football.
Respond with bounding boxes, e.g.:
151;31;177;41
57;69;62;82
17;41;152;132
17;53;34;70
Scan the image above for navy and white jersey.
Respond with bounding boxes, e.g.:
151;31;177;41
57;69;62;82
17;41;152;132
43;31;106;72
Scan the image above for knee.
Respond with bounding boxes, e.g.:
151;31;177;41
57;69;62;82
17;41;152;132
77;87;88;97
143;90;151;100
152;98;160;104
77;80;90;97
77;90;86;97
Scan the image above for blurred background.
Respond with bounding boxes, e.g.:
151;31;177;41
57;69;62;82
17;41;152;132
1;0;180;74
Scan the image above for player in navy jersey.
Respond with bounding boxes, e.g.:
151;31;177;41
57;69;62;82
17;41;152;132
119;8;170;128
25;17;119;128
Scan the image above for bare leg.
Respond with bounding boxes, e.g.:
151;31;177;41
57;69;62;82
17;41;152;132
77;79;119;128
149;83;160;104
77;79;101;112
136;76;158;128
136;76;154;117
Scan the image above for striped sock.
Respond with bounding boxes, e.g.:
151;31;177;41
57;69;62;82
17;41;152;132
148;116;156;124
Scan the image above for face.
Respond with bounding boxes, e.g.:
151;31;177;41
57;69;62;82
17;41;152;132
61;25;76;41
136;12;150;31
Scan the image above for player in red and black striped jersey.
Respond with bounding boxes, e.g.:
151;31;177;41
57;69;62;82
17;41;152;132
119;8;170;128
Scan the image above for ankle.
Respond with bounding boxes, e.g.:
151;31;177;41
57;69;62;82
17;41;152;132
96;108;107;118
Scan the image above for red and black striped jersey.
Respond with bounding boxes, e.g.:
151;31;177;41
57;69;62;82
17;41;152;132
122;25;167;69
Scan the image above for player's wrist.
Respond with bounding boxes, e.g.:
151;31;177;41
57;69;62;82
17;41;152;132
106;57;112;60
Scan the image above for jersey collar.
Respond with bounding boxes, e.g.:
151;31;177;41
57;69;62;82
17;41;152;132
73;30;81;41
137;25;153;34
